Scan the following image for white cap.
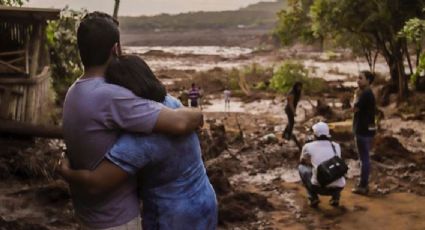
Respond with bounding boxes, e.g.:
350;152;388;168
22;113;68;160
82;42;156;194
312;122;331;138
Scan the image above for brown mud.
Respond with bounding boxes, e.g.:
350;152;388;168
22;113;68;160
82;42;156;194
1;49;425;229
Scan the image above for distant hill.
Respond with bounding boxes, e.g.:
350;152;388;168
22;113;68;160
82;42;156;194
119;0;287;32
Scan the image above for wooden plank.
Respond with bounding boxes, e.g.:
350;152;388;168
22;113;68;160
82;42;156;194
0;60;25;73
0;88;12;119
0;6;60;21
7;56;25;64
0;50;25;56
25;42;29;73
15;85;22;121
0;66;48;85
29;24;41;77
0;119;62;138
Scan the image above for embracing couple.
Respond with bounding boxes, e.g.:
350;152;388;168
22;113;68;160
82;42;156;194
59;12;217;230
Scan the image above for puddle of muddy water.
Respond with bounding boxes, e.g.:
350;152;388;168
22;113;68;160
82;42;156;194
229;166;300;185
229;159;359;186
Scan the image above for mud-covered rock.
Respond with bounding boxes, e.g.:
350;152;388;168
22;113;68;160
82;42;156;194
372;136;411;162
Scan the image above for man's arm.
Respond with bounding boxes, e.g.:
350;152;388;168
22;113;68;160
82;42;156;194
153;107;203;135
58;158;128;196
107;91;202;135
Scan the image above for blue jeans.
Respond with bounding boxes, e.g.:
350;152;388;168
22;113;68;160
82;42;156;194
298;165;342;201
355;135;374;187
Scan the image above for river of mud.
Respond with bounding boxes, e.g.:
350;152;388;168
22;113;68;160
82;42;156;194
0;47;424;230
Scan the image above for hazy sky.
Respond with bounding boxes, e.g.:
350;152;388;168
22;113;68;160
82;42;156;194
27;0;266;16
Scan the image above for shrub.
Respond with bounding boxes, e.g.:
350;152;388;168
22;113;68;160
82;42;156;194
47;8;86;105
270;60;326;95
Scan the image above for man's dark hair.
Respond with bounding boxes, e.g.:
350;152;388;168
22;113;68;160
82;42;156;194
316;135;330;140
77;12;120;68
105;55;167;102
361;70;375;84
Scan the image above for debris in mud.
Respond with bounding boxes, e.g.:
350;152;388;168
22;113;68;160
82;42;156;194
8;183;70;207
206;166;232;196
0;139;63;180
373;136;412;163
218;192;274;225
314;99;334;119
199;119;227;161
398;128;416;138
0;217;49;230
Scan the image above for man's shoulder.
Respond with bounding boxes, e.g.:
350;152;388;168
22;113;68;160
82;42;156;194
67;78;134;98
304;140;340;149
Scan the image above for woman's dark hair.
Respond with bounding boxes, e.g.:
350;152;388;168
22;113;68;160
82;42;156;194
105;55;167;102
361;70;375;84
77;12;120;68
290;81;303;105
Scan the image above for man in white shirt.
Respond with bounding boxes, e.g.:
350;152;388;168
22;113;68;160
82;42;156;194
298;122;346;207
223;87;231;111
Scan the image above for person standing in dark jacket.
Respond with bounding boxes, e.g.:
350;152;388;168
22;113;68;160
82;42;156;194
352;71;376;195
283;82;302;147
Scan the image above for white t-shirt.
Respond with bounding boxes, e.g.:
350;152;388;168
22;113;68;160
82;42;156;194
300;140;346;188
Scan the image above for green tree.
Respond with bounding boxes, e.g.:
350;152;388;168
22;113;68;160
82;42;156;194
310;0;425;100
47;8;86;104
400;17;425;89
274;0;318;47
270;60;325;94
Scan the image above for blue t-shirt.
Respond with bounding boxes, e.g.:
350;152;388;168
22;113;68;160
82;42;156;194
106;95;217;230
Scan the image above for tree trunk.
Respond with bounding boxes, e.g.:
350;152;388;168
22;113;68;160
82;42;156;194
380;41;408;102
113;0;120;19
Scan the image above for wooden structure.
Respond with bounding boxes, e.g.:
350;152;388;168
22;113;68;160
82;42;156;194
0;6;60;127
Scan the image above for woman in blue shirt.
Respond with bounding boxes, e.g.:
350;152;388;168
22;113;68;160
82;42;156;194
59;55;217;230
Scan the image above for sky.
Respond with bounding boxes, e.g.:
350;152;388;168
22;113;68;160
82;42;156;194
27;0;266;16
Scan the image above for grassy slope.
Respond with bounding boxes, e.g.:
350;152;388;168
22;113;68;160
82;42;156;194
119;0;287;31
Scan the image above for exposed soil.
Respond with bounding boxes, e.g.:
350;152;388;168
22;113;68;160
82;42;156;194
1;48;425;229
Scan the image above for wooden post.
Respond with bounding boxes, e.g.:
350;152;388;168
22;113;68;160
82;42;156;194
25;23;42;123
30;23;42;78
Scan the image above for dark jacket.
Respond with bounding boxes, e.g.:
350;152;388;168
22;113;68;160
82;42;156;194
353;88;376;136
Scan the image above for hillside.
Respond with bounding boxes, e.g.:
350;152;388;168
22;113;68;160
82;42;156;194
119;0;287;32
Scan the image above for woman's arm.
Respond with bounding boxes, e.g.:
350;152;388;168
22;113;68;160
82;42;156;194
58;158;129;196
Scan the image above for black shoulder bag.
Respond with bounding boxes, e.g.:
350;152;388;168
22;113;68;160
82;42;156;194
316;141;348;187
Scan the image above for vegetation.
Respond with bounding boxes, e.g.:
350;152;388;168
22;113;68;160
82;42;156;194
0;0;26;6
274;0;317;47
400;17;425;90
46;8;85;104
119;1;287;31
270;60;325;94
275;0;425;101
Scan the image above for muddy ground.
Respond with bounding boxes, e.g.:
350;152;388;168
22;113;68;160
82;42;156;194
1;49;425;229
